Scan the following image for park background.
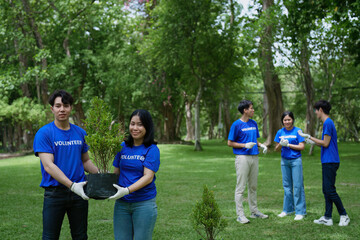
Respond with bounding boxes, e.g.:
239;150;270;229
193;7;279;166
0;0;359;239
0;141;359;239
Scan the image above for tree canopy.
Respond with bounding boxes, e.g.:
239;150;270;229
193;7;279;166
1;0;359;152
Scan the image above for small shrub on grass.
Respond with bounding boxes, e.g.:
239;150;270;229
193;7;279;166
191;185;227;240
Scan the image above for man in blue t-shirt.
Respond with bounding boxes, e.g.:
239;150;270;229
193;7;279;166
298;100;350;227
227;100;268;224
33;90;99;239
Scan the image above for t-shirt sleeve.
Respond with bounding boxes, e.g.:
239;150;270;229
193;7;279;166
274;129;281;143
33;128;53;156
228;123;236;141
143;145;160;173
112;142;125;168
323;121;332;137
113;152;121;168
255;122;260;139
82;142;89;153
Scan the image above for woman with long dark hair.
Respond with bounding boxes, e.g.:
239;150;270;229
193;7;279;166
274;111;306;221
109;109;160;240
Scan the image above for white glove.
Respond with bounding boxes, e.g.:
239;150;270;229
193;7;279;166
259;144;268;154
298;130;311;139
244;142;256;149
280;139;289;147
108;184;130;200
305;138;315;145
70;182;89;200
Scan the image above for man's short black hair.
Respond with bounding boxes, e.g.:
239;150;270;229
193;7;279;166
314;100;331;115
48;90;74;106
237;100;253;114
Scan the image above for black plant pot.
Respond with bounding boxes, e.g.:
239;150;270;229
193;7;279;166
85;173;119;200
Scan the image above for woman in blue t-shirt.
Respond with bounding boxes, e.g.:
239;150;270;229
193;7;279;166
109;109;160;240
274;111;306;220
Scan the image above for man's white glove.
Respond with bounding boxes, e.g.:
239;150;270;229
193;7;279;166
280;139;290;147
70;182;89;200
108;184;130;200
305;138;315;145
298;130;311;139
259;144;268;154
244;142;256;149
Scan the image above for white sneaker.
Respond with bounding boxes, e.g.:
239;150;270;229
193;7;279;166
250;211;268;219
314;216;333;226
278;212;289;218
237;215;250;224
339;215;350;226
294;215;305;220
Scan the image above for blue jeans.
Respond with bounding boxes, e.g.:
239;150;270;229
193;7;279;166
281;157;306;215
322;163;347;218
113;198;157;240
42;187;88;240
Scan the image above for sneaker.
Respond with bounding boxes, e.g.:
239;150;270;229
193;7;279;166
339;215;350;226
237;215;250;224
294;215;305;220
314;216;333;226
250;211;268;219
278;212;289;218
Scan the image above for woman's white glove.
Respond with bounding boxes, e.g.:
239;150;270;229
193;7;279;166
298;130;311;139
70;182;89;200
259;144;268;154
245;142;256;149
108;184;130;200
280;139;290;147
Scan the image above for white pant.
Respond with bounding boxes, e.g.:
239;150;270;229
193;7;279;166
234;155;259;216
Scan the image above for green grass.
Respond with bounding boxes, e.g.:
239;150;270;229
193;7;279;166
0;140;359;239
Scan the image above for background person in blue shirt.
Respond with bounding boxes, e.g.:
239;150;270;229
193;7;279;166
109;109;160;240
33;90;99;239
299;100;350;226
274;111;306;221
227;100;268;224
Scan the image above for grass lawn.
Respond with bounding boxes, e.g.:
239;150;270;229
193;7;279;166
0;140;359;239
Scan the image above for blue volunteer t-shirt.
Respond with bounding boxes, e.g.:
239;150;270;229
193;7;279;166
228;119;260;155
113;142;160;203
33;122;89;187
274;127;305;159
321;118;340;164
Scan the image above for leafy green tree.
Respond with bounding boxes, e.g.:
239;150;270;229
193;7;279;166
0;97;46;151
143;0;241;148
257;0;284;146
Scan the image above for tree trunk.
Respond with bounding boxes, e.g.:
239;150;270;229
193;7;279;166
162;100;176;142
1;124;7;151
262;93;269;139
217;102;223;139
175;107;183;140
14;39;31;98
185;98;194;141
223;97;231;140
21;0;49;105
259;0;284;146
24;122;34;150
300;43;316;137
73;102;86;128
208;121;214;140
194;82;203;151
